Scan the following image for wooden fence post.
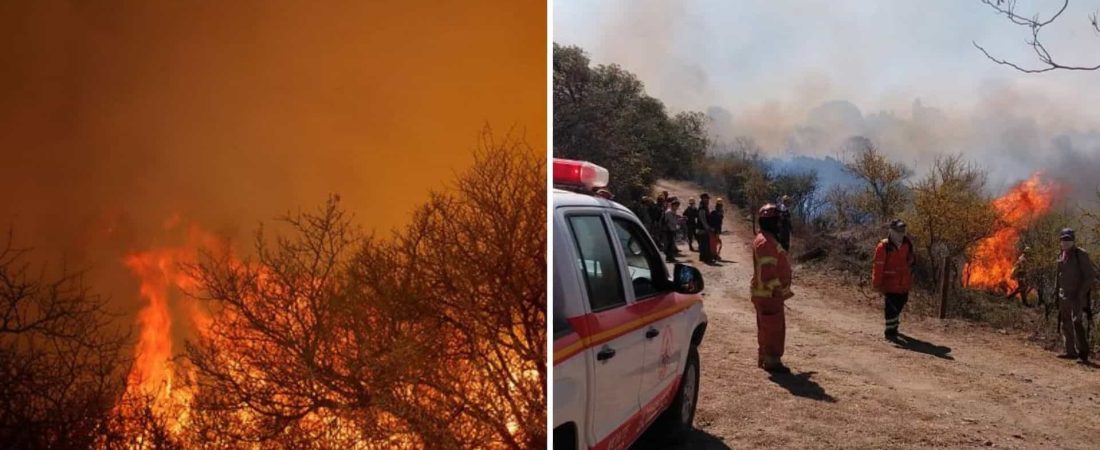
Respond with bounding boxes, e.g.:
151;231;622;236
939;255;950;319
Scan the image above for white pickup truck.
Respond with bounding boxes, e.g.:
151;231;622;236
552;158;709;450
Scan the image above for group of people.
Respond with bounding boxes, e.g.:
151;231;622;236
749;213;1095;373
641;191;802;267
639;191;725;264
628;188;1094;371
747;205;917;372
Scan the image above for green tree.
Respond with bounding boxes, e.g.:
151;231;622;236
903;154;999;287
553;44;708;204
772;171;820;225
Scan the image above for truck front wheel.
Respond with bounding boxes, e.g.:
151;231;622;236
553;423;578;450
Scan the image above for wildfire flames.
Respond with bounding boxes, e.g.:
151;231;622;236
120;219;220;433
966;173;1059;291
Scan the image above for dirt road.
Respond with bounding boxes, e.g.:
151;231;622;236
637;180;1100;449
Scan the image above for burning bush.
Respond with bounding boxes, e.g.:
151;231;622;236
0;133;545;449
964;173;1061;293
179;134;545;449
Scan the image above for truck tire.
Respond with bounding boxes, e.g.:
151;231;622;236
653;345;700;442
553;423;577;450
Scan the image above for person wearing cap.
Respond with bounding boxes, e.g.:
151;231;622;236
1054;228;1095;363
777;195;793;252
684;197;699;252
751;203;795;373
872;219;916;340
697;193;714;264
708;198;725;260
662;198;682;262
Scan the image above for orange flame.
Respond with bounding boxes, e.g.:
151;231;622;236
121;220;220;432
966;173;1059;291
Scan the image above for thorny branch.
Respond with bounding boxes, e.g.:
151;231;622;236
974;0;1100;73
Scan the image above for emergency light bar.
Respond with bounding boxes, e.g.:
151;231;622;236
553;158;610;190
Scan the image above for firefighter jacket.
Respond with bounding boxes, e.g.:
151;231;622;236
872;237;915;294
752;231;793;300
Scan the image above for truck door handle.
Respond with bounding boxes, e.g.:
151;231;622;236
596;346;617;361
645;328;660;339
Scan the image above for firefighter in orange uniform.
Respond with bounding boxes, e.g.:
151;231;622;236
873;219;916;340
751;204;794;373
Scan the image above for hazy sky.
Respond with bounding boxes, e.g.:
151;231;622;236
555;0;1099;116
1;0;544;254
554;0;1100;193
0;1;545;312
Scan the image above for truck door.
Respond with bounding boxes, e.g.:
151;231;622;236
564;213;646;447
609;215;687;422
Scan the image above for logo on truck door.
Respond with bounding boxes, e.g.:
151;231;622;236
657;324;675;380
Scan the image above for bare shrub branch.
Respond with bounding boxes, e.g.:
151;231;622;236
975;0;1100;73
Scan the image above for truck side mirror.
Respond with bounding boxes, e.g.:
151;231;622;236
673;263;704;294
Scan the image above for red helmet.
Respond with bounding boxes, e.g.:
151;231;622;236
758;203;780;218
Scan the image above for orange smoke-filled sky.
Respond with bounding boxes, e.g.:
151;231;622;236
0;0;545;262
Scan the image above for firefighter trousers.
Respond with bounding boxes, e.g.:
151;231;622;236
884;292;909;336
752;296;786;359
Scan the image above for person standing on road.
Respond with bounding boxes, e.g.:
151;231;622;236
684;197;699;252
872;219;916;340
777;195;793;252
709;198;725;260
653;195;668;248
1006;248;1033;305
697;193;714;264
639;196;655;224
1055;228;1095;363
751;204;794;373
662;198;682;262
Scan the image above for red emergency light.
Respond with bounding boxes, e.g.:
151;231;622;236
553;158;609;190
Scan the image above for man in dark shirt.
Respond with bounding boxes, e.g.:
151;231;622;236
662;198;682;262
709;198;725;260
777;195;793;252
697;193;713;264
1055;228;1096;363
683;197;699;252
